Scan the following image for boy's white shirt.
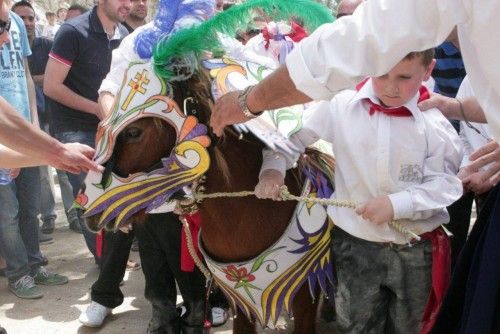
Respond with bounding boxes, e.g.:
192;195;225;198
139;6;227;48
457;76;492;169
261;79;464;244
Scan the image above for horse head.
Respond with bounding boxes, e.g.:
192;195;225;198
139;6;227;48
83;62;215;232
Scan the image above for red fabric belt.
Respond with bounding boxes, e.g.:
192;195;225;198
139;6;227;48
180;212;202;272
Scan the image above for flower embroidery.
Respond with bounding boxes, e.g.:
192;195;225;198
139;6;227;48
223;265;256;283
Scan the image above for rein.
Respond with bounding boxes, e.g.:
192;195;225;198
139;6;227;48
181;185;422;282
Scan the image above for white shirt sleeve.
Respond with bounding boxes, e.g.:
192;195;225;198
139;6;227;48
260;100;335;177
388;110;463;220
286;0;468;100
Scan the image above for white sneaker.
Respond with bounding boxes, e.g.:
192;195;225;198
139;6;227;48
211;306;229;327
79;301;111;327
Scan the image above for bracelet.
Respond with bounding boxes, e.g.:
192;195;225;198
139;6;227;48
238;85;264;119
456;98;467;121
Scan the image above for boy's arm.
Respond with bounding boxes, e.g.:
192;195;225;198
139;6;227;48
388;112;464;221
256;100;336;199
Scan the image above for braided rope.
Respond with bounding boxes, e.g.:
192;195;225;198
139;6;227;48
180;216;212;280
192;185;421;241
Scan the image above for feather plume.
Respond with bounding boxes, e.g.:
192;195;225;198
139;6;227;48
153;0;334;80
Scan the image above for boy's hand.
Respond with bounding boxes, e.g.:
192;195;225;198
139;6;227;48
10;168;20;179
355;195;394;225
255;169;284;200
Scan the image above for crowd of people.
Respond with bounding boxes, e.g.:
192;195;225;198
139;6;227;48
1;0;500;333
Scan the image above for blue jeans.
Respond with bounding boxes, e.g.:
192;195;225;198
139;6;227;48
0;167;44;282
55;130;97;258
39;166;57;222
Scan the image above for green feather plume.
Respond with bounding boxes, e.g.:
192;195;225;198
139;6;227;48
152;0;334;81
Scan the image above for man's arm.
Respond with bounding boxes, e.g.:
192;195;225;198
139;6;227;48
0;97;101;173
211;0;463;135
24;58;39;127
418;94;487;123
43;57;104;119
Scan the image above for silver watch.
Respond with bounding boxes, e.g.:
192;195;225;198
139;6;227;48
238;85;262;119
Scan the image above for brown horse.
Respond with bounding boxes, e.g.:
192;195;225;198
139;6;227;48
86;70;333;334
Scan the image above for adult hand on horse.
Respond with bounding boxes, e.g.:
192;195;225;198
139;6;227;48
462;140;500;189
211;91;250;136
51;142;103;174
255;169;284;200
355;195;394;225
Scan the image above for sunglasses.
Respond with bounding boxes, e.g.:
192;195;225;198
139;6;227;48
0;17;11;35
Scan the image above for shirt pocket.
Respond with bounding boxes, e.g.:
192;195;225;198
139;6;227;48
392;147;426;186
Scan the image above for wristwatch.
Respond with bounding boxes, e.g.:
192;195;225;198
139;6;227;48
238;86;263;119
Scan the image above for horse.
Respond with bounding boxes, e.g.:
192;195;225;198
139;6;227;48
85;67;334;334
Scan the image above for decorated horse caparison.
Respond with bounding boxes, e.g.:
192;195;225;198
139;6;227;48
78;1;336;333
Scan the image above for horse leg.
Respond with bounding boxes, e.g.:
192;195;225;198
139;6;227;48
233;308;257;334
292;284;319;334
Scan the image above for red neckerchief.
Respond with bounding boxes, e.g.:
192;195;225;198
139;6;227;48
419;227;451;334
355;78;430;117
262;21;308;49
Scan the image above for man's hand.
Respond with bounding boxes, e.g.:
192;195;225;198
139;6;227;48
355;195;394;225
418;92;458;119
49;142;103;174
464;140;500;187
463;170;494;195
210;91;249;136
254;169;284;200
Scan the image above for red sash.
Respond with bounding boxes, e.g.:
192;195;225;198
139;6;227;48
180;212;203;272
420;227;451;334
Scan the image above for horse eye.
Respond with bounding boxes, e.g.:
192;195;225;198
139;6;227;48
124;127;142;139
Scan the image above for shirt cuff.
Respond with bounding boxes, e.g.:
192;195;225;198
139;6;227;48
98;78;120;96
260;150;287;179
388;191;414;220
286;46;334;101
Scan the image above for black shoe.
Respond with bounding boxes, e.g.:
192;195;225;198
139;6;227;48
41;218;55;234
41;256;49;266
69;218;82;234
0;325;7;334
39;230;54;245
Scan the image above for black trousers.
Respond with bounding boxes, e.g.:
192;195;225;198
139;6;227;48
91;229;134;308
134;213;206;332
447;192;474;268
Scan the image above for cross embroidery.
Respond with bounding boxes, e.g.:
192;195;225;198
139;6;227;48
121;70;150;111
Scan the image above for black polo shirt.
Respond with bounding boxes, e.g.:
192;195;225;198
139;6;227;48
47;6;128;134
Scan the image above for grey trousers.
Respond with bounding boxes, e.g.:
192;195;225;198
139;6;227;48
331;227;432;334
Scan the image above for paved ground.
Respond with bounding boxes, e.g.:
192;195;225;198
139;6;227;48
0;179;336;334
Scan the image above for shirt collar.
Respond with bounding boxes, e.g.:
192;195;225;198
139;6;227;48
352;78;423;119
89;6;125;41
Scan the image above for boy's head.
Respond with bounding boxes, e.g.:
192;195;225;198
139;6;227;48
372;49;435;107
46;12;56;24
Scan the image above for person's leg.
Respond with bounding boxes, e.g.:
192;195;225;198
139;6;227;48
90;230;134;308
156;213;206;333
15;167;45;272
55;169;79;229
446;192;474;268
38;166;57;233
135;218;181;333
0;179;42;299
331;227;389;333
55;130;97;256
386;241;433;334
0;181;31;282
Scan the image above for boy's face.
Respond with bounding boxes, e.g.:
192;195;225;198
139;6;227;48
372;56;435;107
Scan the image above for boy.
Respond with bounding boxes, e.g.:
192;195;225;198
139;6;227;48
255;49;463;333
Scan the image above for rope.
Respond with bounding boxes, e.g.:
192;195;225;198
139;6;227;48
180;215;212;280
192;185;421;241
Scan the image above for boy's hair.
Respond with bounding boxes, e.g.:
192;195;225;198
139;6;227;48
45;12;55;18
403;49;434;67
11;0;34;12
68;4;88;13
